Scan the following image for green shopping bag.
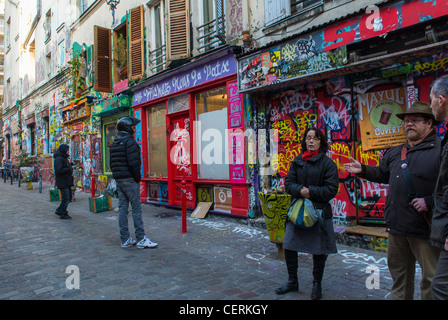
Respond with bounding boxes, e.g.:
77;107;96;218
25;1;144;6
287;198;323;229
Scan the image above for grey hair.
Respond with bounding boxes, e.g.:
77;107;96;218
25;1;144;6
431;75;448;98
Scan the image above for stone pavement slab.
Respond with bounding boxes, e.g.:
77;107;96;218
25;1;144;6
0;180;422;302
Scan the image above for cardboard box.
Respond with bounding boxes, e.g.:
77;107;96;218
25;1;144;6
49;189;62;202
191;202;213;219
89;196;112;213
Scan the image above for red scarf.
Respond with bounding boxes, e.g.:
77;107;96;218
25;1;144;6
302;150;319;162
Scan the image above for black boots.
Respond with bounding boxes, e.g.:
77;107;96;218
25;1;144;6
311;254;327;300
275;249;298;294
275;251;327;299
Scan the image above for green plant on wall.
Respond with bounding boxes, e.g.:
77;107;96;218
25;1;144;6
59;54;87;98
17;150;44;167
114;33;128;81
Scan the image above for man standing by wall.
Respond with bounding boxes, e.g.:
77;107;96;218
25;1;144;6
110;117;158;249
344;102;441;299
429;75;448;300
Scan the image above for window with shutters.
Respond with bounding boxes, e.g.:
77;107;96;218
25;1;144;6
148;0;166;73
93;5;145;93
197;0;226;54
112;23;128;84
166;0;191;61
128;5;145;81
94;25;112;93
264;0;323;27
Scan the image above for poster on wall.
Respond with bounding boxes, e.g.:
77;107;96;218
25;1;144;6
358;88;407;151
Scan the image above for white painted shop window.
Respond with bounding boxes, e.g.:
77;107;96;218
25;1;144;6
196;86;229;180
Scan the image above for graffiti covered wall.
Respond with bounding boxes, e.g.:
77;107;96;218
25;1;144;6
246;49;448;223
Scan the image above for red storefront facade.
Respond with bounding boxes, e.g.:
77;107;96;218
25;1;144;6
132;47;249;217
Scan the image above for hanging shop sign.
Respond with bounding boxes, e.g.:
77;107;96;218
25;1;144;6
238;37;347;91
358;87;407;151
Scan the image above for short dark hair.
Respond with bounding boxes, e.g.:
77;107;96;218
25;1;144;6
301;127;328;153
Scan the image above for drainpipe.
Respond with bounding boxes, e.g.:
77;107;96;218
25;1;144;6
241;0;252;49
22;0;41;50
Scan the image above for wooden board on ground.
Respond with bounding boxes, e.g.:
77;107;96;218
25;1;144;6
345;225;388;238
191;202;213;219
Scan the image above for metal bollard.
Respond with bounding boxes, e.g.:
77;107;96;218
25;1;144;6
181;180;187;233
91;173;95;197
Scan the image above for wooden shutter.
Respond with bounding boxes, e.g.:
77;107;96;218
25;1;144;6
128;5;145;82
166;0;191;61
94;26;112;92
265;0;290;25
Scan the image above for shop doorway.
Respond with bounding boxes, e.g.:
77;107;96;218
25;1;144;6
168;111;194;207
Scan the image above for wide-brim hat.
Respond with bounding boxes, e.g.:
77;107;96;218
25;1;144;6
395;101;440;125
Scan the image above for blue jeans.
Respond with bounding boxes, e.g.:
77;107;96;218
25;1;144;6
116;178;145;243
56;187;72;215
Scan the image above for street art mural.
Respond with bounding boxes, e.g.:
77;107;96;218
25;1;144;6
239;36;347;91
245;48;448;223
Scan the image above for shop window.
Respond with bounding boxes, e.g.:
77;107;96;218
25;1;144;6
196;86;229;180
103;121;118;174
148;104;168;177
168;94;189;113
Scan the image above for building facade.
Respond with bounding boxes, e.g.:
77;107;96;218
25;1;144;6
2;0;448;225
237;0;448;223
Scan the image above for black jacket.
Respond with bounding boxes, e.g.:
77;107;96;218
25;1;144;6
109;131;141;183
430;134;448;249
54;149;74;189
360;130;441;239
285;152;339;219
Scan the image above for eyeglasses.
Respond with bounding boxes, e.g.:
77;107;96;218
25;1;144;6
402;119;426;125
305;136;320;141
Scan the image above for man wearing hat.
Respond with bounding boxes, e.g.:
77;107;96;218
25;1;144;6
344;101;441;300
429;75;448;299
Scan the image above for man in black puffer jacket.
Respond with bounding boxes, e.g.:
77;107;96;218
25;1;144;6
110;117;158;249
54;144;74;219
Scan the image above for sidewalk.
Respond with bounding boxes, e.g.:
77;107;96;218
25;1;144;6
0;180;419;301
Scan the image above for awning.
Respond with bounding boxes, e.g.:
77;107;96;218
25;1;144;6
240;40;448;94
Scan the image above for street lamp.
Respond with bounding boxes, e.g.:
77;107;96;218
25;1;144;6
106;0;120;26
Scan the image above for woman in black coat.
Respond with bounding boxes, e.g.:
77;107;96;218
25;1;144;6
275;127;339;300
54;144;74;219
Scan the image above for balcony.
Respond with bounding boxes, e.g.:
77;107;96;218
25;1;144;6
196;15;226;54
149;44;166;74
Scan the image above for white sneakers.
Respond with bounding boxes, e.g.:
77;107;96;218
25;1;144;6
121;236;158;249
121;237;137;248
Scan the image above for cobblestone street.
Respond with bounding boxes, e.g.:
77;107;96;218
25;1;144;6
0;180;419;305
